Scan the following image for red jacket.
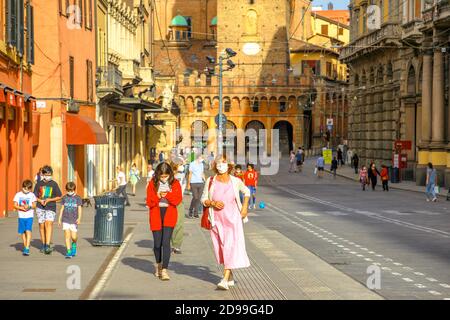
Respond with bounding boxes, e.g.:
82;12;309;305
244;170;258;187
146;178;182;231
380;168;389;181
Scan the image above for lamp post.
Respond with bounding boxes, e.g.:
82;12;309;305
206;48;236;154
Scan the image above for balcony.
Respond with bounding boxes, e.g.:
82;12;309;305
96;65;123;100
340;23;402;62
402;20;423;44
422;0;450;29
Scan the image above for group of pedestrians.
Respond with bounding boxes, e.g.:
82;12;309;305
146;154;252;290
358;163;389;191
289;147;306;173
13;165;83;258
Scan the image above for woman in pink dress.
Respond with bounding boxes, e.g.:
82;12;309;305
201;155;251;290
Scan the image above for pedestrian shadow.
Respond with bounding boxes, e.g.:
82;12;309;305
10;239;42;251
134;239;154;248
52;244;68;256
84;238;95;246
121;257;221;284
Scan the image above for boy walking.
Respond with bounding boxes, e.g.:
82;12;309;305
13;180;37;256
244;163;259;209
58;182;82;259
33;165;62;254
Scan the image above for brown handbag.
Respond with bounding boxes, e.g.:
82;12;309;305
201;177;214;230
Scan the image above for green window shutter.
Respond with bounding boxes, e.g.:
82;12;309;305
17;0;25;57
26;3;35;65
6;0;17;47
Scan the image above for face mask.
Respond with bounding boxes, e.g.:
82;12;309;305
160;177;169;183
22;189;30;194
68;192;75;196
177;167;184;173
216;163;228;174
44;176;52;182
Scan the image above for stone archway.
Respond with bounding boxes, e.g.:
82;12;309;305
245;120;265;157
273;120;293;156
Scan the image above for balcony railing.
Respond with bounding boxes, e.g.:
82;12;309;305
340;23;401;61
423;0;450;24
97;65;123;98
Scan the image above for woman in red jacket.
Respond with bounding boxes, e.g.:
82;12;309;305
146;162;182;281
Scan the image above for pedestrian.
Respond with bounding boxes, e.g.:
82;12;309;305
244;163;258;209
187;154;205;218
352;153;359;174
233;164;245;203
208;151;215;170
359;165;369;191
368;163;380;191
337;148;343;166
13;180;37;256
159;151;165;163
146;163;155;187
129;163;140;196
301;146;306;163
331;156;338;178
289;150;296;172
201;155;251;290
295;148;303;172
171;162;186;254
316;155;325;178
425;162;438;202
380;165;389;191
146;162;182;281
57;182;82;259
34;167;43;183
115;166;130;206
33;165;62;254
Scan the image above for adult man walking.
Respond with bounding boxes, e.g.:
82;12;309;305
316;155;325;178
187;154;205;218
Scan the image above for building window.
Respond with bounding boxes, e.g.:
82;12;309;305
196;100;203;112
69;56;75;98
321;24;328;36
206;75;212;86
87;60;93;102
326;62;332;78
224;100;231;112
183;16;192;38
85;0;92;29
279;101;287;112
252;100;259;112
26;2;35;65
302;60;321;76
338;27;344;36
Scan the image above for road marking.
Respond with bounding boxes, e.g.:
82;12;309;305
402;278;413;282
439;284;450;288
87;231;134;300
393;262;403;266
428;291;442;296
392;272;402;276
414;272;425;276
415;284;427;288
426;278;438;282
382;210;412;216
403;267;414;271
364;258;373;262
296;211;319;216
381;267;391;271
325;211;349;216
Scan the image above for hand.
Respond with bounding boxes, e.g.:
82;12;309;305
186;184;191;191
213;201;225;210
42;199;47;206
76;219;81;225
58;220;62;227
241;207;248;219
160;192;168;198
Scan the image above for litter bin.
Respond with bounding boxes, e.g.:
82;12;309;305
92;193;125;246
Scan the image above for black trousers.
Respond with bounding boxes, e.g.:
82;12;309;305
116;185;130;205
382;180;389;191
189;183;204;216
152;207;174;269
370;178;377;190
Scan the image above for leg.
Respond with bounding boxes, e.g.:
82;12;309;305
171;203;184;250
44;219;54;246
191;184;203;217
64;229;71;251
161;227;174;269
223;269;231;281
386;182;389;191
152;230;163;264
21;233;27;248
25;231;32;248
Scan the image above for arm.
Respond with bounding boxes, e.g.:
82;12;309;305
77;206;82;225
186;171;192;190
13;202;26;212
146;182;159;209
164;180;182;207
238;180;250;218
58;205;64;226
201;177;212;207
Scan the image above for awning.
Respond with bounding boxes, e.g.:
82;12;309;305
0;89;5;104
66;113;108;145
6;91;16;107
119;97;167;113
32;112;40;146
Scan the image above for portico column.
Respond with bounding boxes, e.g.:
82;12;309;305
421;51;432;144
431;48;445;144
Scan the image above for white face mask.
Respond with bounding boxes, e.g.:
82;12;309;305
216;163;228;174
22;189;30;194
68;191;75;196
44;176;52;182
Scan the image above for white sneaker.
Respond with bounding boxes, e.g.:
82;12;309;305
426;199;430;202
217;279;229;290
432;197;437;202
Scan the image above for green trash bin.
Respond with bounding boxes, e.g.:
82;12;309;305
93;193;125;246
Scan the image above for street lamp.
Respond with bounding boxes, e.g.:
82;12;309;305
206;48;236;153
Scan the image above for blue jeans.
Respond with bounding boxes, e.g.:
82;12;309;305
426;183;436;200
247;186;256;207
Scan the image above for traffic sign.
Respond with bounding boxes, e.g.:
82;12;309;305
215;113;227;127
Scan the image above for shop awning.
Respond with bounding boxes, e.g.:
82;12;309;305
119;97;167;113
66;113;108;145
0;89;5;104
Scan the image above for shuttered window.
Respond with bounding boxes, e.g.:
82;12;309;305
16;0;25;57
6;0;18;47
26;3;35;65
321;24;328;36
70;56;75;99
87;60;93;102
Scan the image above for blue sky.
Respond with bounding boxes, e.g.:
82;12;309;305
312;0;349;10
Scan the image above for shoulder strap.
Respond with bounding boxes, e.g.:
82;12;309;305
208;176;214;191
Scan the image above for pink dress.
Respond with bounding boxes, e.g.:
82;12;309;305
210;180;250;269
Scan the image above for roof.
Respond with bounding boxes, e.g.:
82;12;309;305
313;10;350;26
211;16;217;26
170;15;188;27
289;39;338;56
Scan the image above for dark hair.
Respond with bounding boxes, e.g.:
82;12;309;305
247;163;254;169
66;182;76;192
41;165;53;175
22;180;33;190
428;162;433;169
235;164;242;170
153;162;175;189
